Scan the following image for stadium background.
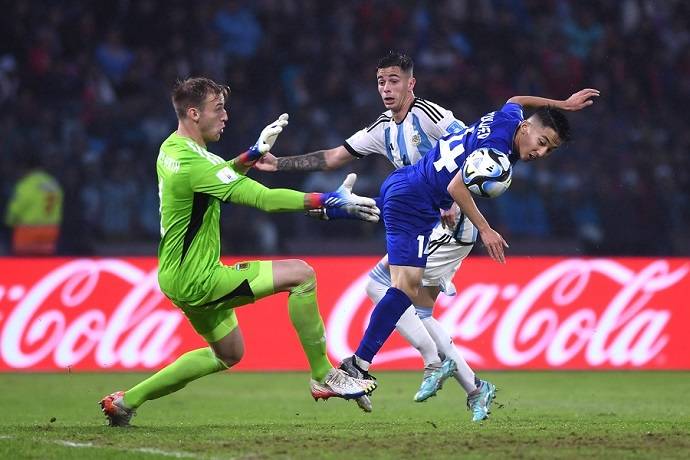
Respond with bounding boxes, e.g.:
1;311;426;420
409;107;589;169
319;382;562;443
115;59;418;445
1;0;689;257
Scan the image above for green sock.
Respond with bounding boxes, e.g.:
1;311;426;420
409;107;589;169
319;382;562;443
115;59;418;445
123;347;227;409
288;277;332;382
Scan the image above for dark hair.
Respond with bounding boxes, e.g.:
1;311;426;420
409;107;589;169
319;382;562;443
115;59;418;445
377;51;414;74
171;77;230;119
533;106;571;143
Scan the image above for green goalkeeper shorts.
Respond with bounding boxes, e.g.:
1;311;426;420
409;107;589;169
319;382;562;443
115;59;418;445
173;260;274;343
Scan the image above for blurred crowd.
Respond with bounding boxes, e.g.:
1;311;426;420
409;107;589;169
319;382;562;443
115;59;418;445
1;0;689;256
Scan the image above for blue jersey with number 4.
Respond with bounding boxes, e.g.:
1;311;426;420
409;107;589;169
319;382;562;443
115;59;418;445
414;102;523;209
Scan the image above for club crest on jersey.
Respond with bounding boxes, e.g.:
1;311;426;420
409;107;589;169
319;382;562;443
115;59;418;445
411;133;421;146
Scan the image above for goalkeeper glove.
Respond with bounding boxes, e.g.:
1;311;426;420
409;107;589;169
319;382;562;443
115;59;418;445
309;173;379;210
307;204;380;223
244;113;289;162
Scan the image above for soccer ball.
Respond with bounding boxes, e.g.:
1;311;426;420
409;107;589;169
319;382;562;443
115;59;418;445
462;148;513;198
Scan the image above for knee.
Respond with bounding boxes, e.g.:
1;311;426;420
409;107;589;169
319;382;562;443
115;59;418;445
295;260;315;282
214;346;244;368
365;277;387;302
407;286;421;299
274;259;317;293
289;259;315;288
392;282;419;300
365;277;378;300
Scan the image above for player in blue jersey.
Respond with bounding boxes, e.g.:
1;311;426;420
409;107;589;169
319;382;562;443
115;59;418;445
257;52;491;417
339;87;599;421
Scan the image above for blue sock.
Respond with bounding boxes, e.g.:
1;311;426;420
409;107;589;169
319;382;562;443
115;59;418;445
355;287;412;363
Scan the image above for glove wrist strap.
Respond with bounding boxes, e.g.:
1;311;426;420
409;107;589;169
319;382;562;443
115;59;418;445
236;145;263;167
306;193;324;209
246;144;263;161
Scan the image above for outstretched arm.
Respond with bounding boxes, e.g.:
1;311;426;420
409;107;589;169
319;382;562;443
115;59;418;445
507;88;600;111
308;196;381;223
227;173;379;222
254;145;355;172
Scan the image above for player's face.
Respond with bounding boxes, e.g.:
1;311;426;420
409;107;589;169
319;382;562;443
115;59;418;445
377;66;415;112
197;93;228;143
515;120;561;162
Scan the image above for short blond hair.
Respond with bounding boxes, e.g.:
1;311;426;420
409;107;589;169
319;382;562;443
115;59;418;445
171;77;230;119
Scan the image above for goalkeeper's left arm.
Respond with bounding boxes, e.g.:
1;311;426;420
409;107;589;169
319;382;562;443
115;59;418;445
227;173;380;222
308;196;382;223
225;177;314;212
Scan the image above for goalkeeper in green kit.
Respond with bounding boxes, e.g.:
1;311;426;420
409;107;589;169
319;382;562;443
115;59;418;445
100;77;379;427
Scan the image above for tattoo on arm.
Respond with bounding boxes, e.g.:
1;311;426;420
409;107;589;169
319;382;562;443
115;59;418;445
276;151;328;171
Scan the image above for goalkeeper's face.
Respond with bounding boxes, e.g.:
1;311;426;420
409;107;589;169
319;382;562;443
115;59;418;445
377;66;415;113
198;93;228;143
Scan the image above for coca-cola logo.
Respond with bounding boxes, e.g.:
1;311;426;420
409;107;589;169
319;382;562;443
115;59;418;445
328;259;688;368
0;259;184;369
1;257;688;371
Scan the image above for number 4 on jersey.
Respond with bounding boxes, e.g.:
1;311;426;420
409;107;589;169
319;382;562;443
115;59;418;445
433;126;474;173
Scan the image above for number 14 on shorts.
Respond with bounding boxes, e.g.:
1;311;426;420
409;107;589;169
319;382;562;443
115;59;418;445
417;235;430;258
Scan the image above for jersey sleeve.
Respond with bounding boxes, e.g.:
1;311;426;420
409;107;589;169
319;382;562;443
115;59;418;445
430;103;466;136
469;103;525;155
187;155;247;202
438;112;466;135
499;102;524;121
475;118;517;155
225;177;306;212
187;156;306;211
412;99;466;140
343;113;389;158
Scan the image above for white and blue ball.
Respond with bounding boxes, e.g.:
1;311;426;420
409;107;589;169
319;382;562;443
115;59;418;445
461;148;513;198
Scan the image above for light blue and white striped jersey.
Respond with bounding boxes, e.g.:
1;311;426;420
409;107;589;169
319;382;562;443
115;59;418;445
343;97;476;246
344;98;466;169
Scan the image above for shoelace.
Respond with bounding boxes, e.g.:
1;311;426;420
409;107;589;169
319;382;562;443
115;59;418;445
328;370;346;386
423;363;442;379
327;369;360;390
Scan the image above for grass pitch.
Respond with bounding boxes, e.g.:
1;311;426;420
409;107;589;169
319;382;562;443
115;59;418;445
0;371;688;459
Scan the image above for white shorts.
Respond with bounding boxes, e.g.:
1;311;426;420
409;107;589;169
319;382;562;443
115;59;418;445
369;214;476;296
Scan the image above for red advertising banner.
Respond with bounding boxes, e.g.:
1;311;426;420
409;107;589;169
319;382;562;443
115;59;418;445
0;257;688;371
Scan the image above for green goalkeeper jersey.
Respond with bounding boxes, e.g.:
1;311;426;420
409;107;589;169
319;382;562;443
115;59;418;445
156;132;306;303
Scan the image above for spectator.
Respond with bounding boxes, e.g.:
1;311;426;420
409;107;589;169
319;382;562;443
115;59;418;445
214;1;262;58
4;153;63;255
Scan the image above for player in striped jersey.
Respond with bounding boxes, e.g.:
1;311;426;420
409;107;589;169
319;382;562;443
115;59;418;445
255;52;487;416
345;94;465;168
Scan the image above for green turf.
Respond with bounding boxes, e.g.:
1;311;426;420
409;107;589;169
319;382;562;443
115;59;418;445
0;371;688;459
